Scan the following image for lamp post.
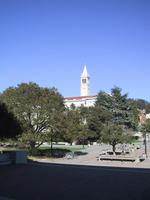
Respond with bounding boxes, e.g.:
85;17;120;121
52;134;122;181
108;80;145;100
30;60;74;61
144;128;148;158
140;110;148;158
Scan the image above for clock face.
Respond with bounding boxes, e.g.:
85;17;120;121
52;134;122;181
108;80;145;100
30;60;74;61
82;79;86;83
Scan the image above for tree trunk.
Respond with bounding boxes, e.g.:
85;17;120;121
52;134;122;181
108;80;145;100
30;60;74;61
112;144;116;155
82;138;85;149
50;136;53;157
29;141;37;156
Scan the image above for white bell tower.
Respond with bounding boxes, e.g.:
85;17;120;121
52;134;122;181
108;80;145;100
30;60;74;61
80;65;90;96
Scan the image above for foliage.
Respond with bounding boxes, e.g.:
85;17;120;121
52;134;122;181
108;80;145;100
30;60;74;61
45;109;67;155
94;87;137;150
0;102;22;139
29;146;85;158
96;91;112;111
96;87;138;130
87;106;112;142
77;106;93;146
75;123;90;147
28;147;71;158
63;106;94;146
146;119;150;133
127;99;139;129
102;123;130;153
0;82;65;152
63;106;82;145
134;99;150;113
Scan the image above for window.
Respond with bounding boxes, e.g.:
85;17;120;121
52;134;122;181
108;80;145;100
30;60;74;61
82;79;86;83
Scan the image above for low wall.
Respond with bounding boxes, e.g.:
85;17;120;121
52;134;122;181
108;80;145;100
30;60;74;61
0;150;27;165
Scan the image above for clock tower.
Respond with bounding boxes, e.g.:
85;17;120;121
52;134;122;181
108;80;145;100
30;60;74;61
80;65;90;96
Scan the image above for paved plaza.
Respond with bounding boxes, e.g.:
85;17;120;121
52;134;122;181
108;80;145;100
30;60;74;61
34;143;150;169
1;162;150;200
1;143;150;199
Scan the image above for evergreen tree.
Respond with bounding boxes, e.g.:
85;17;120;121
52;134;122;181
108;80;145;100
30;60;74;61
96;87;138;130
133;99;150;114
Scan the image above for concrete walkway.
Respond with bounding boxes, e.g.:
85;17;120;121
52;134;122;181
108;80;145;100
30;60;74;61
33;144;150;169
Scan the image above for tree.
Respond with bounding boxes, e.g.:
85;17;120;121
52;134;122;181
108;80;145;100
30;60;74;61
76;124;89;148
64;105;98;147
146;119;150;133
63;106;81;145
127;98;139;129
87;106;112;143
102;123;130;154
46;109;66;154
96;87;138;130
96;91;113;111
1;82;65;152
0;102;22;140
134;99;149;112
94;87;137;150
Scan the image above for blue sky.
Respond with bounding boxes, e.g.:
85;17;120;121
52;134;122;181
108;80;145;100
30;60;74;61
0;0;150;101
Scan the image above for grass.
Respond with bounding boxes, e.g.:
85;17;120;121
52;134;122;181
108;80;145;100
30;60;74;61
40;146;82;151
0;141;87;159
28;145;87;159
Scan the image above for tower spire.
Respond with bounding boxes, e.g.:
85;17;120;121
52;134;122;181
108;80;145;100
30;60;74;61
80;65;90;96
82;65;89;77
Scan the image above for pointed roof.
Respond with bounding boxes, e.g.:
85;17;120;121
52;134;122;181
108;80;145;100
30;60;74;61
81;65;90;77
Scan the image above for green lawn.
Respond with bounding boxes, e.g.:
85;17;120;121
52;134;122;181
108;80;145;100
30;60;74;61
39;145;85;152
31;145;88;158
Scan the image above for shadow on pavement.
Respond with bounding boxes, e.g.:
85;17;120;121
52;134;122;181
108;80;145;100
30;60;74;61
0;161;150;200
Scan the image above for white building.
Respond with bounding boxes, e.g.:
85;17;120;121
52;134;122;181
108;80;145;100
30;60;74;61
64;95;96;108
64;66;97;108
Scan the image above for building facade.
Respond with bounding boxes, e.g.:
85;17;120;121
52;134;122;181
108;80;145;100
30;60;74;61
64;66;96;108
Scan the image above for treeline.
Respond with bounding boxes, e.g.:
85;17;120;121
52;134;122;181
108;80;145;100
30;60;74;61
0;82;150;154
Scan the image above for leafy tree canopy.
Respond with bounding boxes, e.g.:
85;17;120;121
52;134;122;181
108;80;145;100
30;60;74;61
102;123;131;153
0;102;22;139
87;106;112;142
63;106;82;145
0;82;65;150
